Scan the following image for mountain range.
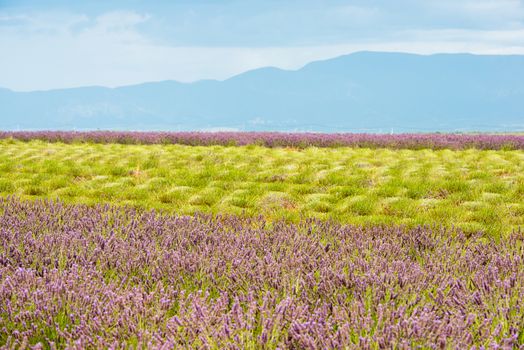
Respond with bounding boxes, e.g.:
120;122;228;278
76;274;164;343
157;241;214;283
1;51;523;132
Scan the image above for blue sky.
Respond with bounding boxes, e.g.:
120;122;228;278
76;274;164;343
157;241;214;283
1;0;523;91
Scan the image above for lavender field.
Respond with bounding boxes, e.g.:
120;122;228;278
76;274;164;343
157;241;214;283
0;131;523;349
1;197;523;348
2;131;524;150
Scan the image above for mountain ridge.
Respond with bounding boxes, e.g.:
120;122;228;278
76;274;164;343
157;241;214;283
1;51;523;132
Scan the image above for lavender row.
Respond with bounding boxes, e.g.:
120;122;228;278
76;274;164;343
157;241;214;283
2;131;524;149
1;197;523;348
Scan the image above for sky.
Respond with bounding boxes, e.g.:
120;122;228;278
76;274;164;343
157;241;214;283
1;0;523;91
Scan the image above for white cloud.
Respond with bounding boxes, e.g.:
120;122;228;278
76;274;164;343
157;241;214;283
95;11;149;28
0;12;89;36
399;28;524;47
458;0;523;17
430;0;524;26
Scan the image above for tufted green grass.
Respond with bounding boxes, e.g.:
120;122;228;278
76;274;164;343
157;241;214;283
0;139;522;236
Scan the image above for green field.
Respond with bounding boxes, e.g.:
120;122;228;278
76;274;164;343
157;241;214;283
1;139;523;235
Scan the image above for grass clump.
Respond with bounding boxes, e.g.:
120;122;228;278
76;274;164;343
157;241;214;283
0;139;522;236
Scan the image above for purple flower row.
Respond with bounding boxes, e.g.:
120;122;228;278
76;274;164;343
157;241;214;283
1;130;524;149
1;197;523;348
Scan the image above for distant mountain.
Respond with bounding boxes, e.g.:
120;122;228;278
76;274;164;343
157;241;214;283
1;52;523;132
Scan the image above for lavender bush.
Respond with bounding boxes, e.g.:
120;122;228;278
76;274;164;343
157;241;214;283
1;131;523;149
1;197;523;348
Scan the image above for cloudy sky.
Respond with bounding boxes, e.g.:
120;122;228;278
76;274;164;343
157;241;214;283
1;0;523;91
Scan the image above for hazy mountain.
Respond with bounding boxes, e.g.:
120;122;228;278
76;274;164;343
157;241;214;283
1;52;523;132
